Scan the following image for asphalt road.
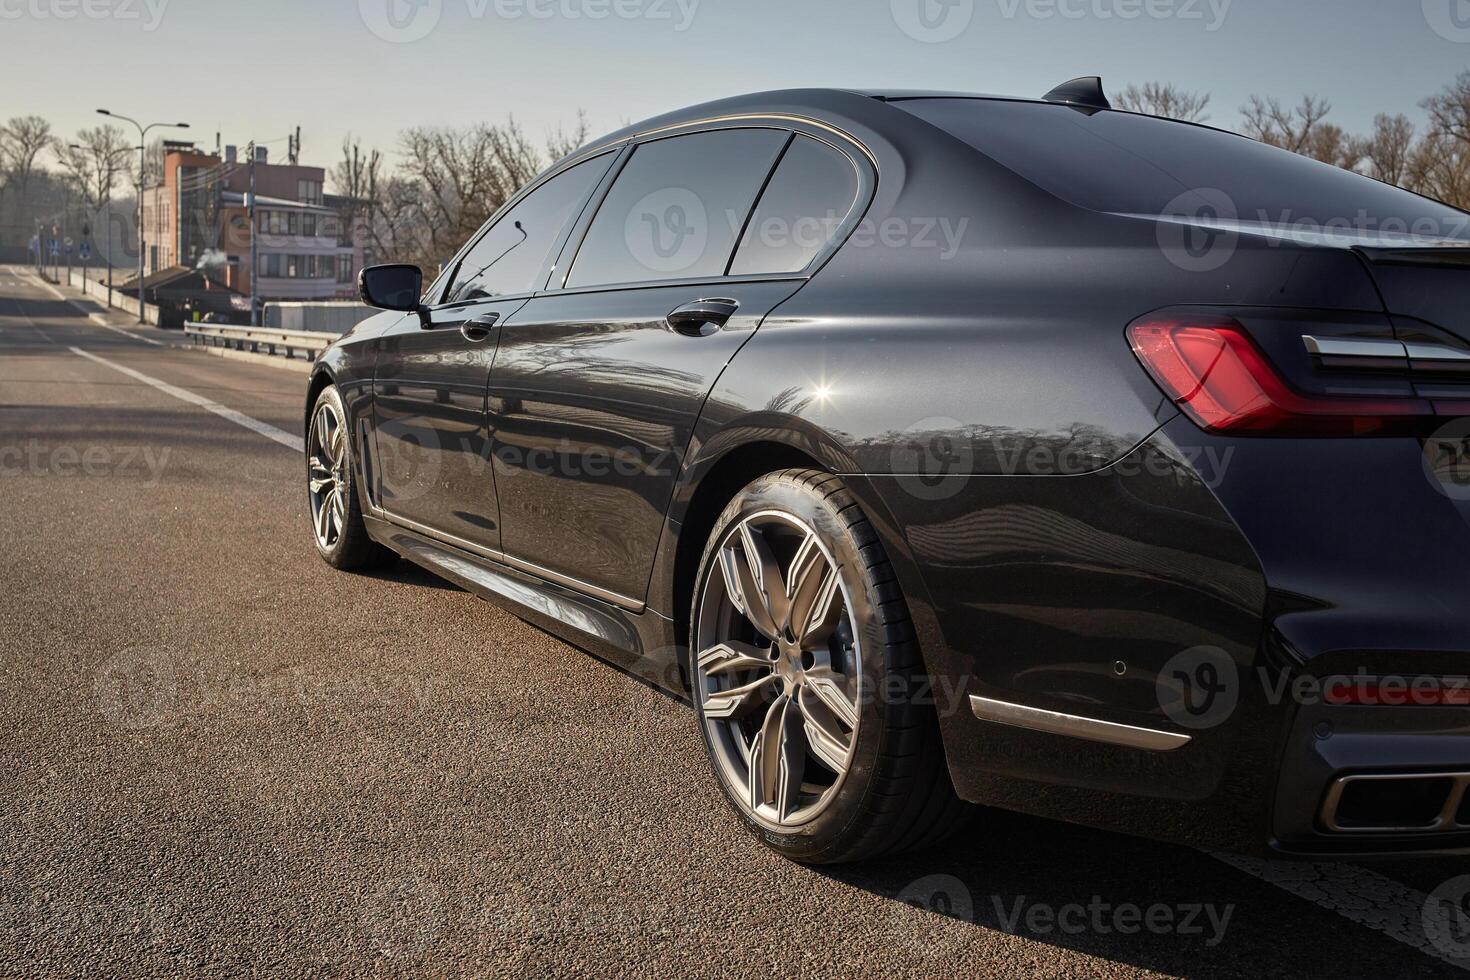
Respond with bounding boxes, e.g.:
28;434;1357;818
3;263;1470;978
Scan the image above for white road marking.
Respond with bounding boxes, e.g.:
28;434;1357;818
3;291;58;345
18;267;163;345
69;346;303;453
1214;852;1470;970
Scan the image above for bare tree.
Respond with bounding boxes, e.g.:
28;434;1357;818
1116;83;1211;122
1356;113;1416;186
1303;122;1362;170
0;115;54;194
1240;95;1333;155
55;124;130;208
1407;131;1470;210
545;109;590;161
391;117;570;271
1422;70;1470;148
331;133;384;258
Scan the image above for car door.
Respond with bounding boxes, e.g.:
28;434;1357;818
487;128;867;607
371;151;616;551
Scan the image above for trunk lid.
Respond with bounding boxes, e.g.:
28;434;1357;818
1354;246;1470;404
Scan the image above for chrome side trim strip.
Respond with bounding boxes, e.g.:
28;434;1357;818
968;695;1191;752
377;512;645;613
497;551;645;613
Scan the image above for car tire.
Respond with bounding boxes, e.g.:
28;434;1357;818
307;384;394;571
691;468;974;863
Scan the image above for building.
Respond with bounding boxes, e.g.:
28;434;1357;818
139;143;368;304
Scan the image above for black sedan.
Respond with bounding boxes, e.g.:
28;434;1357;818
306;80;1470;863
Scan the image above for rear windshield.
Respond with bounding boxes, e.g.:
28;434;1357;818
896;98;1470;242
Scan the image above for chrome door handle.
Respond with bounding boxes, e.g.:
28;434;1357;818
667;298;739;336
461;312;500;342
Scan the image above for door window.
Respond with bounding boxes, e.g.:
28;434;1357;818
566;129;789;289
730;135;861;276
443;152;614;305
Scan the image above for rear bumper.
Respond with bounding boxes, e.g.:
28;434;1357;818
855;417;1470;857
1273;695;1470;857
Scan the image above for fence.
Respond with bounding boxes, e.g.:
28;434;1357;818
183;324;338;362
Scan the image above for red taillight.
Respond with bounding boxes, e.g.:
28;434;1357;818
1128;314;1431;436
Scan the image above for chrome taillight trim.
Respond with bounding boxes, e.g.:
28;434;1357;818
1303;335;1470;373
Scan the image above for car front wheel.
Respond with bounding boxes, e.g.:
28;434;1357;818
307;384;393;571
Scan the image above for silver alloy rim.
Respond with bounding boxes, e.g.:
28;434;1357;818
308;401;348;551
694;510;861;829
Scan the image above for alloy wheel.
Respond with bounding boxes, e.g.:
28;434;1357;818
308;401;348;551
695;510;862;829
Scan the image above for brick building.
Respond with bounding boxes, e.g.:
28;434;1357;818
139;143;368;302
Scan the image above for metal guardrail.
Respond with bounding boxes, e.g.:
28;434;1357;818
184;324;339;362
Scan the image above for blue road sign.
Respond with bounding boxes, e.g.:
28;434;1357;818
47;238;57;254
80;242;91;261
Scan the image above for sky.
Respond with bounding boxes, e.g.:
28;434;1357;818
3;0;1468;182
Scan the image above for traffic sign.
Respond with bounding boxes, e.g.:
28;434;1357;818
64;239;73;256
80;242;91;261
47;238;57;254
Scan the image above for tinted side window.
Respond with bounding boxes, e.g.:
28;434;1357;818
444;153;612;304
730;135;861;276
567;129;789;288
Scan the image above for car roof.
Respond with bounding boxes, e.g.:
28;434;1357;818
843;88;1039;103
560;86;1250;174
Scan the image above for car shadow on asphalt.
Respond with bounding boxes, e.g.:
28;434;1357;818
360;559;466;592
819;806;1464;977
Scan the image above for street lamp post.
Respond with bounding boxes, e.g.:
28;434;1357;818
96;109;189;324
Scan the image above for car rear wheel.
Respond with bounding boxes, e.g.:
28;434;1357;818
691;468;973;863
307;384;393;571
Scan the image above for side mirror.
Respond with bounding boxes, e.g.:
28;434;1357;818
358;264;425;317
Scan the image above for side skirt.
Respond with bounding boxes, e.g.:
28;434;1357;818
363;515;688;699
